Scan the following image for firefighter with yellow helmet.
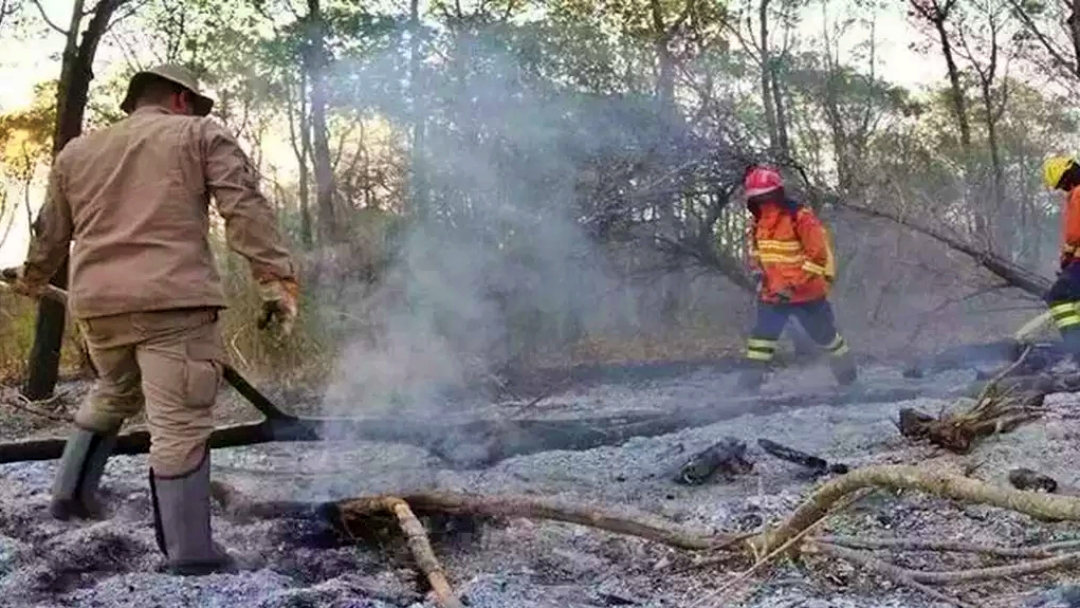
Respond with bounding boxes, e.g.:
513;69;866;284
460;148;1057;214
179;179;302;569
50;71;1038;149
1040;156;1080;357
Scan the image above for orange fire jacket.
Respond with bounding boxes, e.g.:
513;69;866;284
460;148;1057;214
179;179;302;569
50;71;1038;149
747;200;833;304
1061;186;1080;267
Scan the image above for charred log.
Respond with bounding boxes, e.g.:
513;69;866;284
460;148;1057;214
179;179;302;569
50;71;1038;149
758;438;849;476
0;385;930;468
674;437;753;485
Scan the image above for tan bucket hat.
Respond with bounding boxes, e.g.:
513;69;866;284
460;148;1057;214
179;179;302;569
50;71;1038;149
119;64;214;117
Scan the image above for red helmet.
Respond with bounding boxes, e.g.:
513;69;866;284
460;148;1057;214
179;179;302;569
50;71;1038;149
744;166;783;197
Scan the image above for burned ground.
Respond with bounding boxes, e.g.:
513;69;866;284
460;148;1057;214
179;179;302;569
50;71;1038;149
1;355;1080;608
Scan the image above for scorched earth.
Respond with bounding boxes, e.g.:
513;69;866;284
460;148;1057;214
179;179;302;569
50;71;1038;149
1;357;1079;608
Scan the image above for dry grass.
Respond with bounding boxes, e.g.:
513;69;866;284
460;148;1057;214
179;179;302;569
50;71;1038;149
0;290;84;384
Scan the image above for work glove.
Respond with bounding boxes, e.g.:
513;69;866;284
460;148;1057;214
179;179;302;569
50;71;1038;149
776;286;794;304
2;266;45;299
257;278;299;336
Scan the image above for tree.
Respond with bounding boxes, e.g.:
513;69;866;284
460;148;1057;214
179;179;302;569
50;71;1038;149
0;81;56;250
21;0;134;400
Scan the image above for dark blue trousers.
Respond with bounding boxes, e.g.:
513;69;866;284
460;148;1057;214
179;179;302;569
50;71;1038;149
744;298;848;363
1044;263;1080;355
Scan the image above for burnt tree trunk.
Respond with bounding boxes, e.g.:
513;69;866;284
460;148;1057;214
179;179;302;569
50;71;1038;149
24;0;124;400
758;0;779;151
284;68;313;248
408;0;428;217
304;0;337;243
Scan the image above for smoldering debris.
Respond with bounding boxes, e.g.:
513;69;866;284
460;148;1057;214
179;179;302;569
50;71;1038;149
3;360;1080;607
674;437;753;485
1008;468;1059;494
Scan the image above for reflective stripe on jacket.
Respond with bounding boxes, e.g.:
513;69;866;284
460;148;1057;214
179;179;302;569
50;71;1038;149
747;199;831;304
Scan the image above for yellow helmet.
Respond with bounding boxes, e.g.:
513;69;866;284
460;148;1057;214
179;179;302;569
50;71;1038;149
1043;156;1076;190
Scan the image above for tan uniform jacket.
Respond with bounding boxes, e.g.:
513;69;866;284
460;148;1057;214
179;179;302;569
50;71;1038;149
22;106;296;319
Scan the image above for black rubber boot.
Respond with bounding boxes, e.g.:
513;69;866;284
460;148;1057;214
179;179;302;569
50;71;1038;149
829;351;858;386
50;427;118;520
1061;326;1080;364
150;450;236;576
737;362;768;392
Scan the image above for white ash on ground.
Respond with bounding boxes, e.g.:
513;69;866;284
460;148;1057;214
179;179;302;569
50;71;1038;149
1;360;1079;607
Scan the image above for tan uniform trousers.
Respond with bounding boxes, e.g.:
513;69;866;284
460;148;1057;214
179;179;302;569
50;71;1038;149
74;308;224;477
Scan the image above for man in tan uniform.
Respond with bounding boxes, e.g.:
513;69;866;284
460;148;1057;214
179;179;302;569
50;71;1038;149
11;65;298;575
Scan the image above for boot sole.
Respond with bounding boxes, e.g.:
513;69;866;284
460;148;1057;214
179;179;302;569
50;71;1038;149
164;559;238;576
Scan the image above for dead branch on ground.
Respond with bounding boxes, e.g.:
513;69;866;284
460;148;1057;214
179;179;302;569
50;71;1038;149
757;438;849;476
813;542;978;608
817;534;1065;558
214;465;1080;603
0;383;930;467
898;347;1043;453
210;482;732;551
3;392;73;423
816;541;1080;584
751;464;1080;556
374;497;464;608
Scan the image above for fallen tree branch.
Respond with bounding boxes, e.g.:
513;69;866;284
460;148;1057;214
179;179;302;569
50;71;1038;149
3;392;73;423
814;542;977;608
379;498;464;608
818;541;1080;584
753;465;1080;556
816;535;1056;559
209;467;1080;606
338;493;728;551
0;384;933;467
699;488;872;607
209;483;731;552
837;201;1051;297
758;438;849;476
898;347;1042;453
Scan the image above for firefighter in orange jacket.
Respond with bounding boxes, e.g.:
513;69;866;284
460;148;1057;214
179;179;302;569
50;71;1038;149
737;165;857;391
1040;156;1080;357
